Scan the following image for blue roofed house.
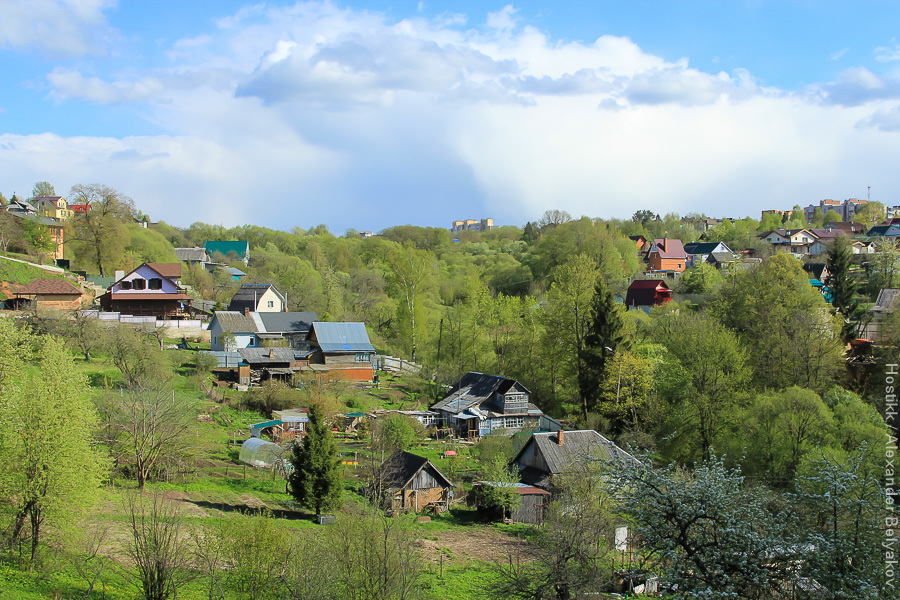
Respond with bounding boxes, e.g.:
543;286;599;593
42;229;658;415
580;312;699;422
430;372;544;439
307;322;376;382
204;240;250;266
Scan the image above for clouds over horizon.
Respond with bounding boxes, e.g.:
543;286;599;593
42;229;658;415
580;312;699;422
3;1;900;231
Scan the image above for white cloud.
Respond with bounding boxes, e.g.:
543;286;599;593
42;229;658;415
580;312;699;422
47;68;165;103
11;1;900;231
876;40;900;63
830;47;849;61
0;0;118;57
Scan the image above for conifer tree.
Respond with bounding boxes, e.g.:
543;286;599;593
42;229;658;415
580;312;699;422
824;237;860;342
580;276;628;419
288;403;342;516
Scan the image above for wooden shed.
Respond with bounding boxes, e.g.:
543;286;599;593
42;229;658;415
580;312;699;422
472;482;551;524
380;450;454;513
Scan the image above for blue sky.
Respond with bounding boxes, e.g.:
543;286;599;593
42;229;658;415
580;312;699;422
2;1;900;233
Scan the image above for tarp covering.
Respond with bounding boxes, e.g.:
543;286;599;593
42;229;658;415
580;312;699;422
239;438;284;467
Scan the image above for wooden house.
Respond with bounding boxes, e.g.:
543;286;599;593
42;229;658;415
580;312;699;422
14;278;83;311
380;450;454;513
306;322;376;381
98;263;192;318
250;408;309;442
430;372;544;438
238;347;312;383
511;430;637;490
624;280;672;310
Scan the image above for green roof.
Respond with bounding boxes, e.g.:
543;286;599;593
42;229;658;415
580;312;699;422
204;241;249;258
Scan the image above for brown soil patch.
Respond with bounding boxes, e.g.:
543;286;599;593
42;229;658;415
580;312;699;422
420;525;530;565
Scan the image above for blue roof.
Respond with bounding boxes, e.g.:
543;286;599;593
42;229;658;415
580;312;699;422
225;267;246;276
312;322;375;353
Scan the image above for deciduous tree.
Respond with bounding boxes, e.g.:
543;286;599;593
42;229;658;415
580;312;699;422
69;183;135;275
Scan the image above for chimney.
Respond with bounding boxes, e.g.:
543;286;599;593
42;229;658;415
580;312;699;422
558;430;564;446
244;307;250;317
662;239;667;252
269;348;274;359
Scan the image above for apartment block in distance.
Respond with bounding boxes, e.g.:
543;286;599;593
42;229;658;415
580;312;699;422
451;218;494;233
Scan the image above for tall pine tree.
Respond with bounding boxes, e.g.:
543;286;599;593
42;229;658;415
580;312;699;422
579;276;629;420
288;403;342;516
824;236;860;342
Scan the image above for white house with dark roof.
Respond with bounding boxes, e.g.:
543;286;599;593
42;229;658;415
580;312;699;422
228;283;286;313
430;372;544;438
208;310;318;351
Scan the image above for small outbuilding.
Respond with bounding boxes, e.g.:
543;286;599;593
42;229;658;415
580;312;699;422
624;280;672;310
472;482;551;524
14;278;83;311
379;450;454;513
238;438;285;468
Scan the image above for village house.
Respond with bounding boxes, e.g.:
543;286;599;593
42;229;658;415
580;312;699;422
204;240;250;266
645;238;687;273
430;372;543;439
683;241;734;267
624;279;672;310
208;309;318;351
511;430;637;490
98;263;193;318
13;278;84;311
32;196;74;221
306;322;377;381
174;247;211;270
228;283;286;313
249;408;309;442
758;228;819;254
379;450;454;513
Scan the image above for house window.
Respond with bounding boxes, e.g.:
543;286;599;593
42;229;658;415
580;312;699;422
149;278;162;290
213;336;217;346
505;416;524;429
132;278;146;290
249;338;255;347
120;280;132;290
356;353;371;362
267;300;274;308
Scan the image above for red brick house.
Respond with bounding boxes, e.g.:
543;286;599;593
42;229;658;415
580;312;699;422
646;238;687;272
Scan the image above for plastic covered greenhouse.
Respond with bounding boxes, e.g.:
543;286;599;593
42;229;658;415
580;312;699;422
239;438;285;468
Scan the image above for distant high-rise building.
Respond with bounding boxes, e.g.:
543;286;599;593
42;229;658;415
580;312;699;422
450;218;494;232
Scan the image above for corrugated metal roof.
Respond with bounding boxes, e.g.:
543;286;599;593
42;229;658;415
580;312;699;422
174;247;208;262
258;311;317;334
311;322;375;352
431;372;530;415
239;347;297;364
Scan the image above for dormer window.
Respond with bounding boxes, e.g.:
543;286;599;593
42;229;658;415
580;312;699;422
132;279;146;290
120;280;132;290
149;278;162;290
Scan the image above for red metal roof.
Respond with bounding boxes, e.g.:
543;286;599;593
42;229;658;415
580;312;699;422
628;279;670;290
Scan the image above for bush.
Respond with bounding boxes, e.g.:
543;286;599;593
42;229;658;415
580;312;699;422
245;381;303;417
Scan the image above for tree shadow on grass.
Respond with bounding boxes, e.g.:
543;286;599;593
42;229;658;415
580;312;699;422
189;499;316;522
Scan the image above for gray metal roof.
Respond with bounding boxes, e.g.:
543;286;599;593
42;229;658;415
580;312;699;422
872;288;900;313
512;430;638;475
212;311;258;333
200;350;242;368
431;372;530;415
311;322;375;353
239;347;299;364
174;247;209;262
258;311;318;334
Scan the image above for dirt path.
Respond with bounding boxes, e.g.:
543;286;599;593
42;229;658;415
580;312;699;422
420;525;529;564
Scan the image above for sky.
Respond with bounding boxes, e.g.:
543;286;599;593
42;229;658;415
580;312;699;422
3;1;900;233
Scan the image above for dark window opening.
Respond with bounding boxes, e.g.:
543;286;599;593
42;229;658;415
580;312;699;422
120;280;132;290
149;278;163;290
133;279;146;290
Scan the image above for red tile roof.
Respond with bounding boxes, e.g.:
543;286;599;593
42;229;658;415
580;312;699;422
16;278;82;296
